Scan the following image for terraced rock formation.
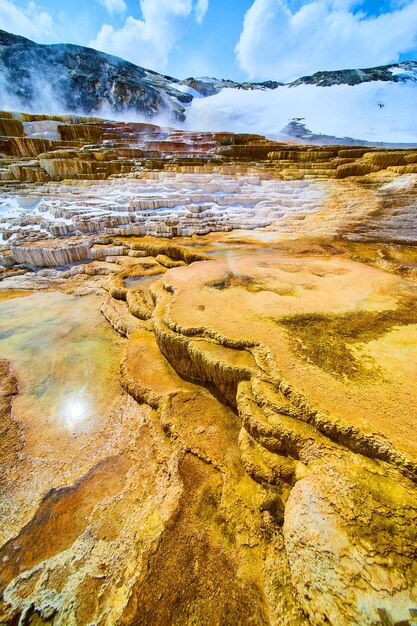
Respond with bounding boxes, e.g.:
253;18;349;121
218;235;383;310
1;113;417;625
1;111;417;261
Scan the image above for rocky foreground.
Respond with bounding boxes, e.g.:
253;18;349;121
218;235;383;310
0;113;417;625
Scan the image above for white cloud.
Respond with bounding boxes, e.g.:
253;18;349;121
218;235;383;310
0;0;56;42
98;0;127;15
195;0;209;23
236;0;417;81
89;0;208;72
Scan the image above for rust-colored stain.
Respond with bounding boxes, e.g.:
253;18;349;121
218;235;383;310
0;454;130;592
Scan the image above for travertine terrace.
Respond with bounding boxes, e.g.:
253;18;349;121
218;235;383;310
1;112;417;626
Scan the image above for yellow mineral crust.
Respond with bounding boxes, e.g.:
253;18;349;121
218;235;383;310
142;253;417;624
156;255;417;459
1;240;417;626
1;112;417;625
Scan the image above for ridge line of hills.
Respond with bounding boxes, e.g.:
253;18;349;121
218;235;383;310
0;28;416;121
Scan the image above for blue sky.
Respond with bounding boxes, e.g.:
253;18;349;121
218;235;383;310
0;0;416;81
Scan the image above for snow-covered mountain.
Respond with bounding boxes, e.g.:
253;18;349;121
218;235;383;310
186;63;417;145
186;74;417;145
0;29;416;144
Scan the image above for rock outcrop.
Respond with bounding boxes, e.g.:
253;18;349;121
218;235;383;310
0;30;188;120
289;61;417;87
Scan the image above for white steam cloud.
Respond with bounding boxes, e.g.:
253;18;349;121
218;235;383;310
195;0;209;23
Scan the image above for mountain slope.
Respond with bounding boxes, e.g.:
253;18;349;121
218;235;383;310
0;30;192;120
186;78;417;145
0;29;416;143
186;62;417;145
0;30;280;121
289;62;417;87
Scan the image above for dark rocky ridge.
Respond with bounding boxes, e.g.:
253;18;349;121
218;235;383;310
0;30;189;121
289;62;417;87
182;77;283;96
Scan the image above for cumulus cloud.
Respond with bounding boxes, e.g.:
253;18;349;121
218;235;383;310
195;0;209;23
236;0;417;81
98;0;127;15
90;0;209;72
0;0;56;42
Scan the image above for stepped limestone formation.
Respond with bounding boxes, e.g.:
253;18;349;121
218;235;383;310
0;112;417;625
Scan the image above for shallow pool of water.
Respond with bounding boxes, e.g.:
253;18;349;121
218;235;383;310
186;241;287;260
0;291;123;447
124;274;163;289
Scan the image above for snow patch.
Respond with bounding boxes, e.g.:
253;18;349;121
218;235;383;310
185;81;417;143
22;120;63;140
389;66;417;82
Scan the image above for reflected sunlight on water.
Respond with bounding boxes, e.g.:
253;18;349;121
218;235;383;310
0;291;123;442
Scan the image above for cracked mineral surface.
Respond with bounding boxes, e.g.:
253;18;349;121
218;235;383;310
0;113;417;626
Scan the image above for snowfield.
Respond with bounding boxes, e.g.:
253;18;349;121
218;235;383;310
185;81;417;144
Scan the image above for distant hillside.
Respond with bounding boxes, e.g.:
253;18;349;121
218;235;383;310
289;63;417;87
186;63;417;145
0;29;416;143
0;30;280;121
